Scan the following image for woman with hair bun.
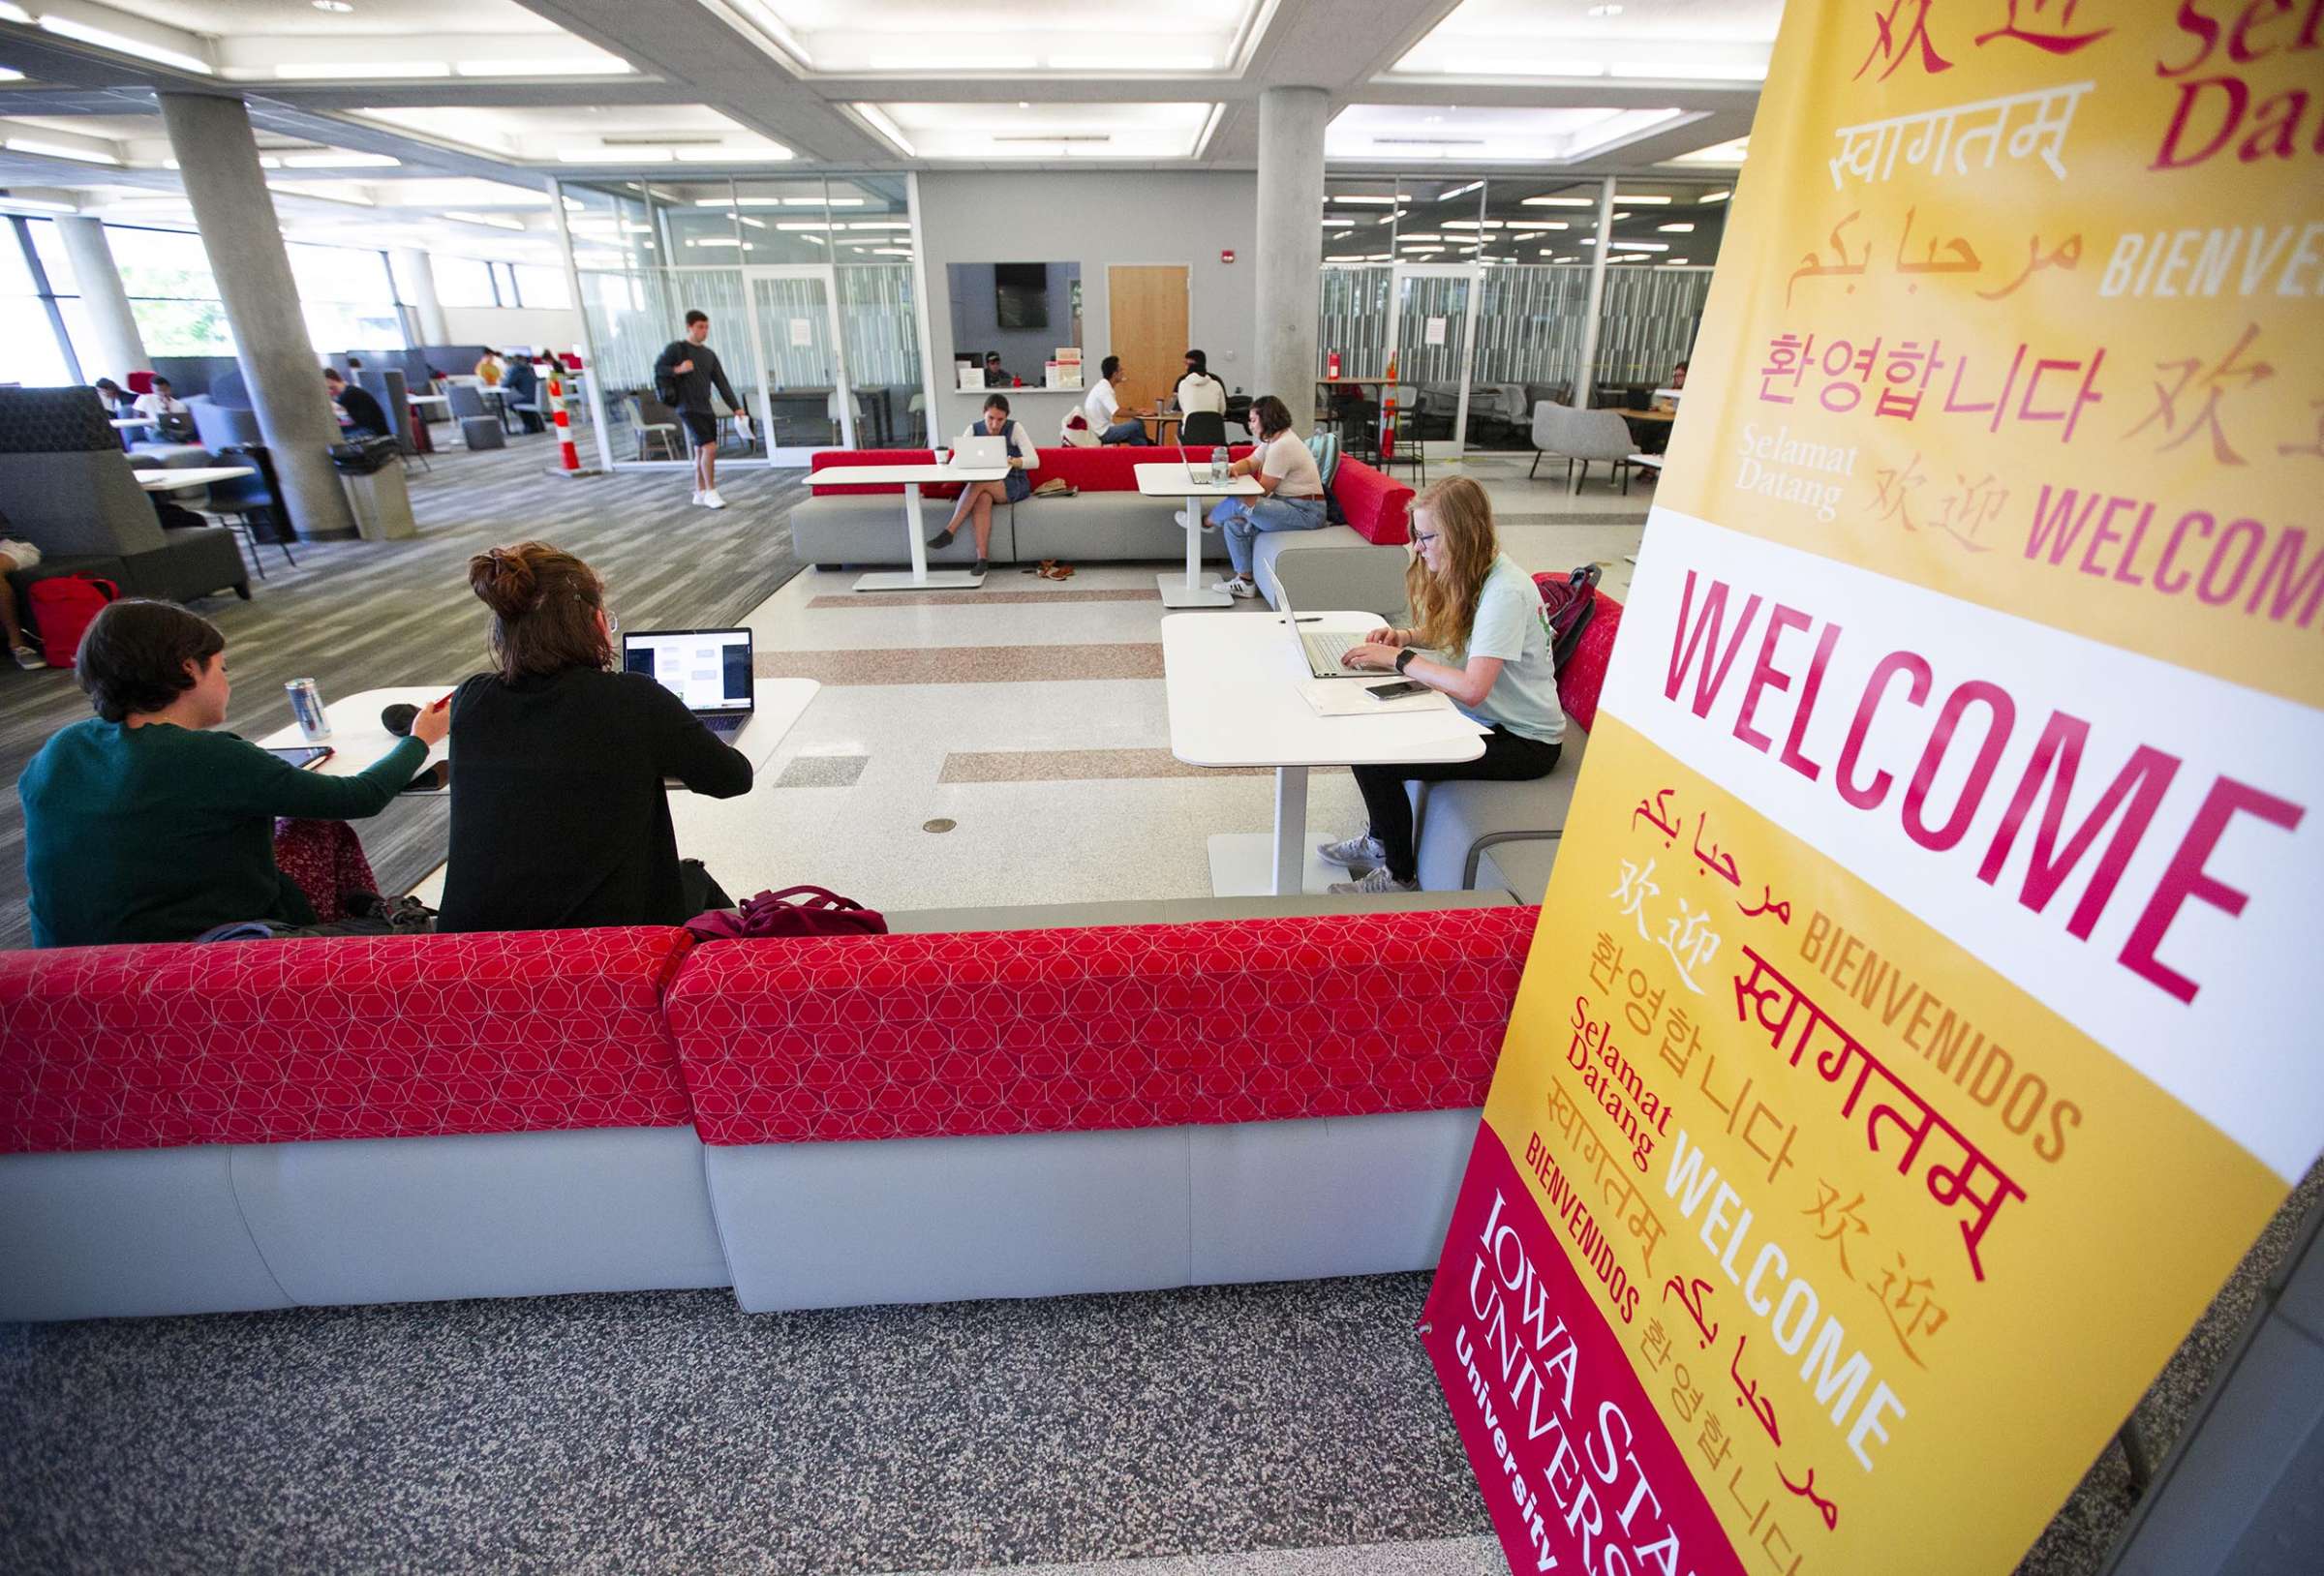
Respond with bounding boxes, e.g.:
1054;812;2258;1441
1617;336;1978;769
438;541;750;933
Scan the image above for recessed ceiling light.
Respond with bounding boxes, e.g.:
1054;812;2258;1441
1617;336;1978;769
313;0;354;11
1587;3;1623;13
37;15;213;75
1658;222;1695;232
1521;196;1596;207
4;136;121;166
276;61;449;78
1701;189;1730;203
1017;101;1029;108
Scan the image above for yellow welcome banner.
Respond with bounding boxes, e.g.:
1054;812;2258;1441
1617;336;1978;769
1422;4;2321;1571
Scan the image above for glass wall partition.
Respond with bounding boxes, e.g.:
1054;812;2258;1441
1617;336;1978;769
1317;174;1734;452
570;174;931;468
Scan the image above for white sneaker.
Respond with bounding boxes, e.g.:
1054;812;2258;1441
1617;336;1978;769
12;644;46;671
689;490;703;506
1329;865;1418;895
1318;833;1386;870
699;488;726;509
1212;576;1258;599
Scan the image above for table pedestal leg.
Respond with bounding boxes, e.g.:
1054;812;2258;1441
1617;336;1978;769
1156;493;1233;608
1271;766;1308;896
852;480;986;592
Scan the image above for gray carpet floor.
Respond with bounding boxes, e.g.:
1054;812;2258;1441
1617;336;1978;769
0;436;809;949
0;1273;1486;1575
3;1164;2317;1576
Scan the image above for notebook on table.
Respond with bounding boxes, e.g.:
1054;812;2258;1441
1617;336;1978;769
622;627;755;738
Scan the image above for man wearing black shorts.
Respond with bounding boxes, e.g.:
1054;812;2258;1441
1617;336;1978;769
653;309;749;509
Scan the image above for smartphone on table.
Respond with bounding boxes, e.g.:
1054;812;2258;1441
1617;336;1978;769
1364;680;1431;703
264;744;333;769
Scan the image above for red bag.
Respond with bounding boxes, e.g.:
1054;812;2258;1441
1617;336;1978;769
687;885;887;941
27;574;119;670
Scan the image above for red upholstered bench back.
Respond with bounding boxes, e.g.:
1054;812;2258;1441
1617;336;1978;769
0;927;697;1155
1556;590;1626;735
1330;457;1413;546
662;907;1536;1145
1035;444;1251;494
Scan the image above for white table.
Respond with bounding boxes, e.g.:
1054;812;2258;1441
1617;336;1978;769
108;417;153;430
258;680;819;794
1136;461;1260;609
809;461;1009;592
410;394;451;413
138;466;255;493
1162;612;1485;895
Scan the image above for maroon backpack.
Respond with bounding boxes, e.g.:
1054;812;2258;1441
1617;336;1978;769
687;885;887;941
1532;563;1603;671
27;574;118;670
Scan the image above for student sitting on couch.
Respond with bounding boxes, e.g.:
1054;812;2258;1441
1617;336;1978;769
1204;394;1328;600
18;600;445;947
1317;476;1566;894
926;394;1039;576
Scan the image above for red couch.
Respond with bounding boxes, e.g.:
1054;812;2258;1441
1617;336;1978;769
0;901;1532;1320
805;445;1413;547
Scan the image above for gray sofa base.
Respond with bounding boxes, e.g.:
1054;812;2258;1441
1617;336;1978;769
1409;729;1588;894
705;1108;1482;1314
0;1125;728;1322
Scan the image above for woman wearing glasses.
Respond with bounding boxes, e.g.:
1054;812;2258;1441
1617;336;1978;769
1318;475;1567;894
438;541;750;932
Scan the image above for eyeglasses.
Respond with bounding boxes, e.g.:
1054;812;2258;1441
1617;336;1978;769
1413;531;1440;546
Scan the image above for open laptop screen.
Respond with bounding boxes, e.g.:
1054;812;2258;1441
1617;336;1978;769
622;628;754;715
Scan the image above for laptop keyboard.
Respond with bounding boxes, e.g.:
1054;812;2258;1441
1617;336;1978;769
703;714;749;737
1301;629;1361;674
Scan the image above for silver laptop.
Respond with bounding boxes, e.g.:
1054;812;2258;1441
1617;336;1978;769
953;433;1008;467
622;626;755;738
1276;581;1367;679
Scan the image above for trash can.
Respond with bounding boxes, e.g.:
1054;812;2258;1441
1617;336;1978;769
329;437;416;541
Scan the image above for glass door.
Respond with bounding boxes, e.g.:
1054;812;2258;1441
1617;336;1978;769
745;265;854;465
1387;263;1481;459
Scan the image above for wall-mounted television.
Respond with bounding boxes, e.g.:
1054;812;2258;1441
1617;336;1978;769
994;262;1052;330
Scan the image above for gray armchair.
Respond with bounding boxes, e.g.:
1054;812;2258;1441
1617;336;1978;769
188;396;262;450
0;387;248;605
1529;401;1641;491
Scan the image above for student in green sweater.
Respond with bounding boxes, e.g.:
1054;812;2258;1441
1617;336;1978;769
18;600;450;948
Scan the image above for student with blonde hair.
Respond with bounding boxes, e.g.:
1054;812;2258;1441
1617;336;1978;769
1321;475;1566;893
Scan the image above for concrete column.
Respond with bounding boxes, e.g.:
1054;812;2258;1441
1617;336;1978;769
54;216;149;382
157;91;356;541
1253;85;1330;416
1573;177;1617;414
393;247;449;345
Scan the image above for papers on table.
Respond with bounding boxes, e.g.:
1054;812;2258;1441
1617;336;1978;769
1298;679;1466;718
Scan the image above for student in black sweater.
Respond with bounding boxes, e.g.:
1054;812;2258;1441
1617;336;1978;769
437;542;750;933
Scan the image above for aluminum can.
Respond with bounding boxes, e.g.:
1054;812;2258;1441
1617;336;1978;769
286;678;330;742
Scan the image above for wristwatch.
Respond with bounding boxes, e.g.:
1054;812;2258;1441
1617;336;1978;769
1393;649;1416;674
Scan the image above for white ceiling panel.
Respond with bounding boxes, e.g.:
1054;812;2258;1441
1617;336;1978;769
867;100;1215;161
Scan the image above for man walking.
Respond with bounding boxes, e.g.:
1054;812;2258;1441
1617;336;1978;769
654;310;751;508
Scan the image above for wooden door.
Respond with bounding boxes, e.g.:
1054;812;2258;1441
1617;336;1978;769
1106;264;1189;418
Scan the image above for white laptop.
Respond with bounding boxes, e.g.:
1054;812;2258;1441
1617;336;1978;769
1275;581;1368;679
953;433;1009;467
621;626;755;737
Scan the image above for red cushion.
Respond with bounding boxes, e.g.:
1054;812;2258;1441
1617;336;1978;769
0;927;697;1155
1036;445;1253;494
1557;591;1625;735
664;907;1535;1145
1330;458;1414;546
125;372;156;396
